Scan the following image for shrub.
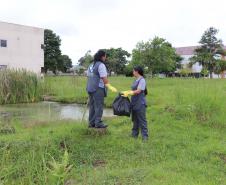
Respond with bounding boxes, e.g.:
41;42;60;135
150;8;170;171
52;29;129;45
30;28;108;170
0;69;42;104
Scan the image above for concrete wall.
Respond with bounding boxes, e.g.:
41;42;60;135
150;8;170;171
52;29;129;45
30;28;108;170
0;21;44;74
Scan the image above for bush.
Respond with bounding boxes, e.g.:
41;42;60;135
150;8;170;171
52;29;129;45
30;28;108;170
124;65;133;77
0;69;42;104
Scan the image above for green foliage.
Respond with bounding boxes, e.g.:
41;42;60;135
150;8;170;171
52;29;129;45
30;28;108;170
131;37;182;75
58;55;73;73
0;69;42;104
190;27;225;78
47;150;73;185
179;67;192;77
201;68;209;77
124;64;134;77
104;48;130;75
78;48;130;75
44;29;72;73
214;59;226;75
44;29;61;73
78;50;93;68
77;68;85;76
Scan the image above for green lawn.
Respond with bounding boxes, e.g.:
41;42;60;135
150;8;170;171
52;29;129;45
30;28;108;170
0;76;225;184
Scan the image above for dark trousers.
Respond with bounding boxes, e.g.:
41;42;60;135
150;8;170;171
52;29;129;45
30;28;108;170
88;88;105;126
132;105;148;138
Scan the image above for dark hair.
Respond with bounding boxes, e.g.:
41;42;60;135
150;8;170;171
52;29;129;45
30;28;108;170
94;50;106;62
133;66;144;76
133;66;148;96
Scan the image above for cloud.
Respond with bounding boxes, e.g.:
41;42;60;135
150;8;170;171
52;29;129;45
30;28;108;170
1;0;226;64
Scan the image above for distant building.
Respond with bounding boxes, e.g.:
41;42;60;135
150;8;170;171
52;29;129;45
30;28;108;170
0;21;44;74
176;46;201;72
176;46;226;78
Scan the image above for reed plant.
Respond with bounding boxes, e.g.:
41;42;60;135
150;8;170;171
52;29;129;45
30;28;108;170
0;69;42;104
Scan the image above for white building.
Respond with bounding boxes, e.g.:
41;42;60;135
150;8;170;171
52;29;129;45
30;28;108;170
176;46;201;73
0;21;44;74
176;46;226;78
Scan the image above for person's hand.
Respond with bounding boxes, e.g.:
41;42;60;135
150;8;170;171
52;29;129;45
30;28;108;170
106;84;118;93
121;90;134;97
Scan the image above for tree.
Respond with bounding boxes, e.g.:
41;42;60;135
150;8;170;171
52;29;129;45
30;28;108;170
214;59;226;78
124;63;134;77
104;48;130;75
44;29;73;74
78;50;93;68
44;29;61;73
57;55;72;73
131;37;182;76
78;48;130;75
190;27;225;78
201;68;209;77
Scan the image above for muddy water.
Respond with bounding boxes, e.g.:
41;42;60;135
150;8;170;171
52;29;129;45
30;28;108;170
0;101;114;123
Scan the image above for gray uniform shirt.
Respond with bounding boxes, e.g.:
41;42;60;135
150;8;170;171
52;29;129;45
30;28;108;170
136;77;146;91
98;63;108;88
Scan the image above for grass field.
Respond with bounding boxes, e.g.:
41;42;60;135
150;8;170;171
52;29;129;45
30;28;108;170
0;76;225;184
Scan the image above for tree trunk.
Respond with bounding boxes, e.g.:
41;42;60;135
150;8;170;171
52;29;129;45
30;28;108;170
220;71;225;79
209;70;213;79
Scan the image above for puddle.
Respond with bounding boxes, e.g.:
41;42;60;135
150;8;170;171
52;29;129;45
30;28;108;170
0;101;114;123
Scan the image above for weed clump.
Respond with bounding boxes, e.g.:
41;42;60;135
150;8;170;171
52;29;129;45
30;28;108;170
0;69;42;104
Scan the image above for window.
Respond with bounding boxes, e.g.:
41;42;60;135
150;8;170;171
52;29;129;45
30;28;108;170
0;40;7;47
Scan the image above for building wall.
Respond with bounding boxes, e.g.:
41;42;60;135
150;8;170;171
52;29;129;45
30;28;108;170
180;55;202;73
180;55;222;78
0;21;44;74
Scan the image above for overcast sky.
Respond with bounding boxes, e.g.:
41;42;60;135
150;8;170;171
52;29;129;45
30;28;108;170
1;0;226;64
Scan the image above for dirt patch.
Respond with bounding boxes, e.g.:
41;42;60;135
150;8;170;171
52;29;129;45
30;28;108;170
92;160;107;168
23;121;49;128
43;95;55;101
64;179;77;185
164;105;175;113
218;153;226;164
85;128;109;136
214;152;226;164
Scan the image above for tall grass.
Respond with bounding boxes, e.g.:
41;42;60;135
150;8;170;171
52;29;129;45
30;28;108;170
0;69;42;104
166;79;226;128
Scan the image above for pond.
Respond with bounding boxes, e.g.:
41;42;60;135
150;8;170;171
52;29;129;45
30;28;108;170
0;101;114;123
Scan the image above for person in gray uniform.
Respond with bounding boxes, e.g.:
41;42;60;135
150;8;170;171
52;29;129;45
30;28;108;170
121;66;148;141
86;50;117;128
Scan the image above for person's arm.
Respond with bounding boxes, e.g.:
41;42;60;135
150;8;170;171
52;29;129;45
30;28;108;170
122;79;145;97
102;77;109;85
99;64;117;92
98;64;108;83
121;89;142;97
133;89;142;95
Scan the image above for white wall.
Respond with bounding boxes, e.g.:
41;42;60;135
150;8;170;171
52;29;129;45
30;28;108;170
181;55;202;73
0;21;44;74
